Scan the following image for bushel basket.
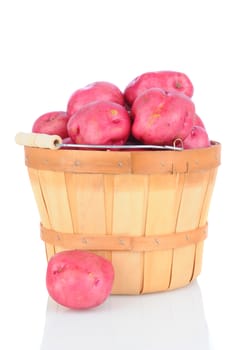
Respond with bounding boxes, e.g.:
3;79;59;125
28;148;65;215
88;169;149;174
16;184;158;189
19;133;221;294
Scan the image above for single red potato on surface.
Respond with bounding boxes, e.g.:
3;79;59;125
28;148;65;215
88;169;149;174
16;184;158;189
131;88;195;145
183;125;210;149
67;100;131;145
67;81;125;117
32;111;69;139
124;71;194;106
46;250;115;310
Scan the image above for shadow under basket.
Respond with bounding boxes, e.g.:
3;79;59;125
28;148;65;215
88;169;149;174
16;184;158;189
23;141;221;295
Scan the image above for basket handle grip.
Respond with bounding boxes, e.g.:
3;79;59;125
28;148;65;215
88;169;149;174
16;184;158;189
15;132;62;149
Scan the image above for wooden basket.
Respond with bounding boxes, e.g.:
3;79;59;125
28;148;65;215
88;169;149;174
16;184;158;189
21;139;221;294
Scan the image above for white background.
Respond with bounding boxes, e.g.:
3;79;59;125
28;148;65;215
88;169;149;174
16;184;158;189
1;0;234;349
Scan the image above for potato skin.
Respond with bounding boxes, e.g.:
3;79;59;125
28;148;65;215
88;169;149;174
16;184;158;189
183;125;210;149
67;100;131;145
124;71;194;106
46;250;114;310
32;111;69;139
67;81;125;118
131;88;195;145
194;114;206;129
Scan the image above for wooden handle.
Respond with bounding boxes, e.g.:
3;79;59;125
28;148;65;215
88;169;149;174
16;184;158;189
15;132;62;149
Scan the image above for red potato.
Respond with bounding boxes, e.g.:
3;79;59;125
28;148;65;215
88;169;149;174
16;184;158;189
182;125;210;149
67;81;125;118
62;136;73;144
194;114;206;129
60;137;102;151
46;250;114;310
67;100;131;145
124;71;194;106
60;137;79;150
131;88;195;145
32;111;69;139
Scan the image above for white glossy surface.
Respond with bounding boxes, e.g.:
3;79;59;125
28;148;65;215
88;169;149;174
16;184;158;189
2;1;235;349
41;281;210;350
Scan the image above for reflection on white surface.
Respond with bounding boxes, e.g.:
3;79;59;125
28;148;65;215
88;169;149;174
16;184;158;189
40;281;211;350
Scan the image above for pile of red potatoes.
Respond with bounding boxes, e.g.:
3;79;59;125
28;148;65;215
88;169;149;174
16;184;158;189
32;70;210;150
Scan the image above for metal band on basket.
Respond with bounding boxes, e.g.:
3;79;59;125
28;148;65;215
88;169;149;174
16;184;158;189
40;223;208;252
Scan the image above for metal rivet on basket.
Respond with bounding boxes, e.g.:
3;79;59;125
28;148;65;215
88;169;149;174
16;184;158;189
154;239;160;245
119;238;125;246
185;234;190;241
56;234;61;241
74;160;80;166
118;161;123;167
81;238;88;244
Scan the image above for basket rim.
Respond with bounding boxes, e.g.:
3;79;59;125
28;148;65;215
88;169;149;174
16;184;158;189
24;141;221;174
